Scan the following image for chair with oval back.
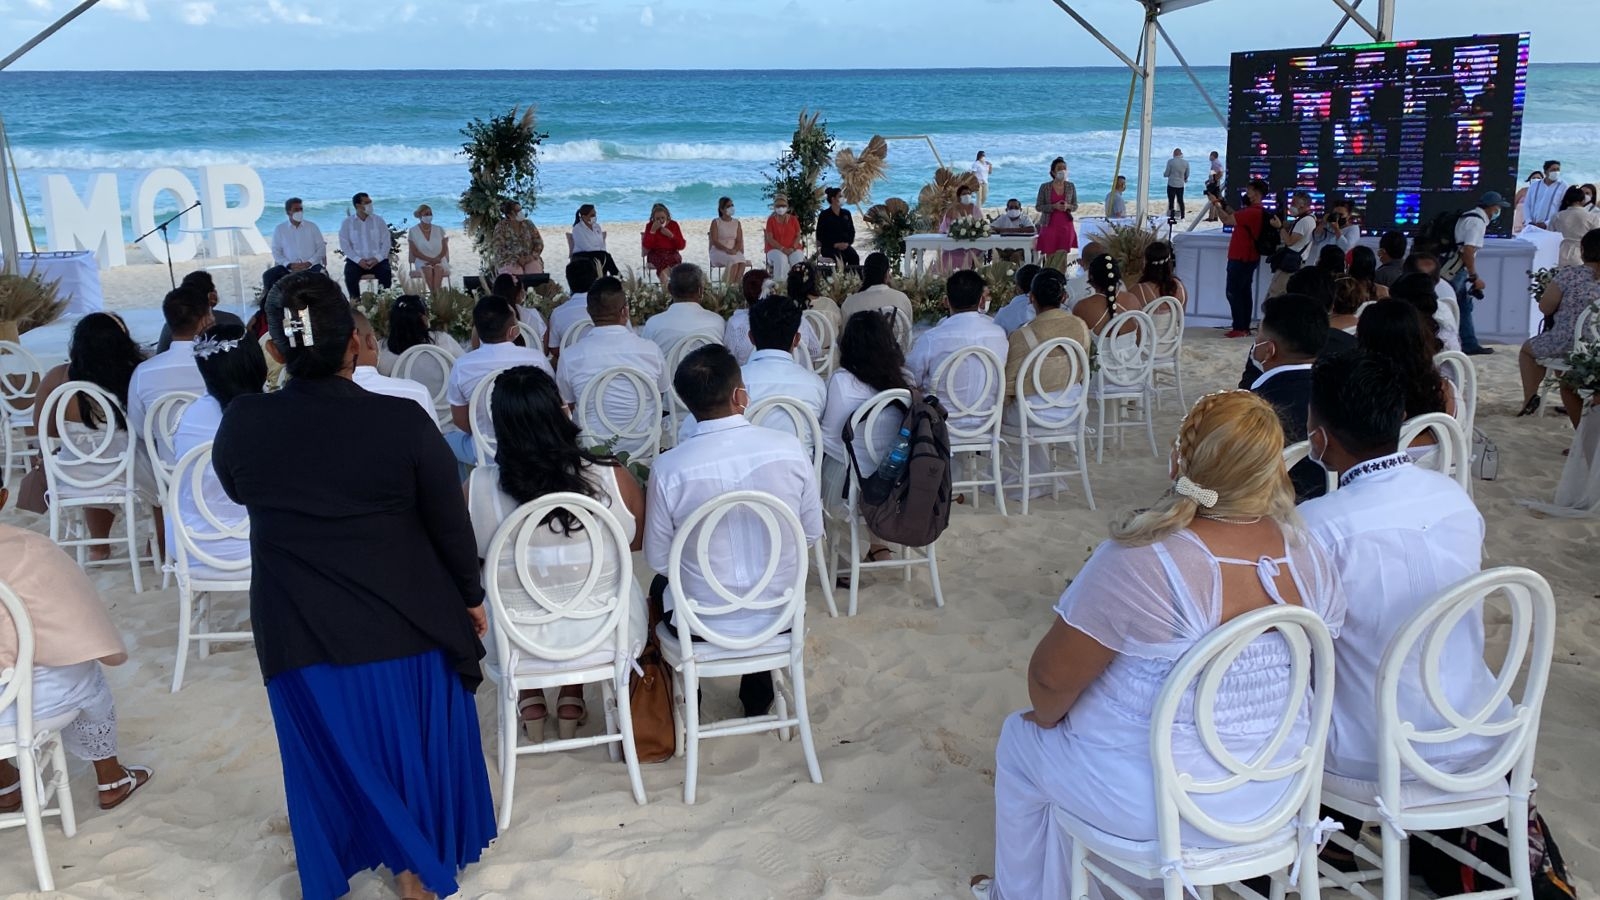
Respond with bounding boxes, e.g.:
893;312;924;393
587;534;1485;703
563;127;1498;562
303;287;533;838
468;370;504;467
559;319;595;356
746;395;837;618
931;345;1007;515
1145;296;1186;411
575;366;664;467
1089;310;1159;463
1398;411;1472;493
662;333;718;450
166;442;254;692
999;337;1095;516
142;391;198;589
0;341;44;505
393;343;455;428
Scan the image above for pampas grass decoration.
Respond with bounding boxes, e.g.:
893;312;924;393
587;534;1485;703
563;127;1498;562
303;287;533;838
916;167;982;223
0;273;67;335
836;135;889;206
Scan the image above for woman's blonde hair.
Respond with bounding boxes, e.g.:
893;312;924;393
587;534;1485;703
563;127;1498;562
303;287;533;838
413;204;432;217
1110;391;1296;547
650;202;670;219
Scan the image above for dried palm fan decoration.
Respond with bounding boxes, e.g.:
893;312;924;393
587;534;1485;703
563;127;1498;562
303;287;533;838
835;135;889;207
916;167;981;223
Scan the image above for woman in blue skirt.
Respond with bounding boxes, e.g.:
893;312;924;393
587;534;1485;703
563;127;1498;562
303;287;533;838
213;271;495;900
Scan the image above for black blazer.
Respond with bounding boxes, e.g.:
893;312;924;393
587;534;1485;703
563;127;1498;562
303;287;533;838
1250;367;1324;502
1237;327;1356;390
213;375;486;689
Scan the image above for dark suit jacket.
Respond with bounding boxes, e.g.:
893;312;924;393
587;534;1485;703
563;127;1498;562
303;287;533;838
1237;327;1356;390
1250;366;1325;502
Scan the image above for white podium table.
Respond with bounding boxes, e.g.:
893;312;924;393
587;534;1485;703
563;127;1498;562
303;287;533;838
1;251;103;315
904;233;1037;275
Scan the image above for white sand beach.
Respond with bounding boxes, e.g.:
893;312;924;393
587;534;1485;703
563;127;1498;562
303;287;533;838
1;217;1596;898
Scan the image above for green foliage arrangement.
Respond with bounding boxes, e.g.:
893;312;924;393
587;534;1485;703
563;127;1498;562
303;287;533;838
458;106;549;272
763;109;835;240
862;198;922;273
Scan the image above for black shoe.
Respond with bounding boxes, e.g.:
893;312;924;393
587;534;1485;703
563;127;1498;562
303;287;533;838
1517;395;1542;417
1464;346;1496;355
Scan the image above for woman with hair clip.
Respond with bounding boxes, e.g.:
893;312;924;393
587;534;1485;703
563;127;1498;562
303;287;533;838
465;365;647;741
570;203;619;276
211;271;494;900
970;390;1347;900
1071;252;1144;344
375;294;465;375
1129;240;1187;308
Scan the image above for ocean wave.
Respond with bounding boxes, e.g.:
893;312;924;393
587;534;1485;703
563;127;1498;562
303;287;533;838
541;139;790;163
11;144;464;170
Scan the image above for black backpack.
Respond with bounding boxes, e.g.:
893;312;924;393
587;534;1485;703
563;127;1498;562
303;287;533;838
1252;207;1283;258
842;389;953;548
1419;208;1479;260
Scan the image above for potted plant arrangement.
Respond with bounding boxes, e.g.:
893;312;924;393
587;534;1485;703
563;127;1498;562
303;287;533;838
0;272;66;343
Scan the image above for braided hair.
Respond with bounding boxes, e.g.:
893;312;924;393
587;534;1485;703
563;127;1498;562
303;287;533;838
1087;253;1123;316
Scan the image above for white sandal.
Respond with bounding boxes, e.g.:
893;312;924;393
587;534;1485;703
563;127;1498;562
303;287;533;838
97;765;152;810
517;694;548;743
556;695;588;741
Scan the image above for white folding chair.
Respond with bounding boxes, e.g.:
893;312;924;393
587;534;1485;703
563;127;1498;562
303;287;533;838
826;389;946;616
393;343;455;428
999;337;1095;515
141;391;197;589
0;578;79;892
663;333;718;450
659;490;822;804
166;442;254;693
0;341;44;505
559;319;595;356
1536;305;1594;403
1436;292;1461;332
1281;440;1339;495
1433;350;1478;440
802;309;836;361
38;381;152;593
1398;412;1471;492
1319;567;1557;900
468;370;504;467
1090;310;1159;463
483;492;647;829
1145;296;1186;411
931;346;1006;515
576;366;663;466
1060;605;1337;900
746;395;837;618
515;319;542;349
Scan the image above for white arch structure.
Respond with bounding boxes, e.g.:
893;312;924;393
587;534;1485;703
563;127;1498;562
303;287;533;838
1045;0;1398;221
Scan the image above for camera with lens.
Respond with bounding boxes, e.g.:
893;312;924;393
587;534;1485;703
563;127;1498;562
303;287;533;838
1468;285;1485;300
1203;180;1223;200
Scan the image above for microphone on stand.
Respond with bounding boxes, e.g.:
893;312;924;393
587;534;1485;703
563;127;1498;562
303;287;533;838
134;199;203;290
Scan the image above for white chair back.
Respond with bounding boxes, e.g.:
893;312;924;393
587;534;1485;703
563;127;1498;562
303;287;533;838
515;319;542;348
1281;440;1338;494
39;380;136;495
560;319;595;354
1570;304;1597;354
576;366;663;464
0;577;36;743
1433;349;1477;438
845;388;911;484
930;345;1004;444
888;308;912;350
468;370;503;466
167;442;252;584
665;333;719;443
1398;411;1471;491
1151;604;1335;849
1145;295;1184;363
1013;337;1090;430
1375;567;1554;799
665;490;808;653
142;391;198;502
0;340;44;419
482;492;634;663
746;396;824;481
393;343;455;426
802;309;835;352
799;312;835;375
1436;292;1461;332
1094;309;1157;391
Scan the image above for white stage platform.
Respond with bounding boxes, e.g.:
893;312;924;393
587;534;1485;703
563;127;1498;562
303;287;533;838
18;309;168;367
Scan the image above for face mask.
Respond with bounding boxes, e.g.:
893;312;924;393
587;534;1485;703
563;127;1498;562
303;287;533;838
1308;427;1329;470
583;216;596;226
360;203;372;215
1054;170;1067;181
1489;208;1502;222
1547;171;1560;183
517;210;528;221
419;215;432;225
1586;195;1595;205
959;194;972;204
289;211;303;223
724;209;734;218
775;207;788;216
1249;340;1272;367
1007;208;1021;217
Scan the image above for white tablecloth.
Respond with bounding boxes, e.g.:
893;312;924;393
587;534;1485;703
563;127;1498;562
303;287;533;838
1;251;104;316
1170;232;1543;344
19;309;168;368
904;233;1036;274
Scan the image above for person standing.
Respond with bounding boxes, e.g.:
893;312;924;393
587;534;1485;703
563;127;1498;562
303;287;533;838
1443;191;1508;356
1162;148;1190;218
211;271;495;900
816;187;860;268
265;197;327;295
1034;157;1079;256
1209;179;1281;338
971;151;993;207
1524;160;1567;230
1103;175;1128;220
337;192;392;299
1204;152;1225;221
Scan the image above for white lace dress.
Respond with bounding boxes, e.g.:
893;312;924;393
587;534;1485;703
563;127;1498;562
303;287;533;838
988;527;1347;900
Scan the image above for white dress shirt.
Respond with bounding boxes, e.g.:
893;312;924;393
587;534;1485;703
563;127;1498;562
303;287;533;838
548;293;591;349
645;415;822;639
990;209;1035;233
556;324;670;431
338;212;390;263
271;219;327;268
446;340;553;434
679;348;828;444
571;222;607;253
639;302;726;357
906;310;1009;433
722;309;823;366
1299;454;1507;781
1103;190;1128;219
353;365;435;421
1248;362;1313;391
1524;178;1566;227
840;285;914;339
127;341;206;443
517;307;548;348
993;293;1036;335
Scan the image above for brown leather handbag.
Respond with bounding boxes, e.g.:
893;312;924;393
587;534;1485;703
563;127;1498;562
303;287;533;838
628;595;676;764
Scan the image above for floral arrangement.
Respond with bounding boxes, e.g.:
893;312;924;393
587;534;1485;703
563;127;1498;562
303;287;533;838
0;272;67;338
1530;267;1559;330
621;269;671;323
704;280;747;319
429;288;478;343
863;197;922;272
945;216;991;242
821;270;863;305
833;135;889;207
899;270;949;324
976;259;1019;302
458;106;548;269
352;286;406;337
1101;220;1159;283
1560;327;1600;394
763;109;835;239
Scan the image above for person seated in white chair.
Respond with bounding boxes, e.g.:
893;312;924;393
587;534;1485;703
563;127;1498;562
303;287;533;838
681;295;827;444
128;286;214;446
763;194;807;282
907;269;1009;434
466;365;646;741
639;264;725;357
724;270;823;367
374;294;465;376
841;253;913;347
1002;268;1092;497
545;258;603;363
555;276;669;432
351;313;437;421
444;295;552;466
569;203;619;277
0;522;153;814
969;391;1347;899
491;274;548;352
263;196;327;296
645;344;822;719
407;204;450;294
1297;349;1508;869
993;264;1041;335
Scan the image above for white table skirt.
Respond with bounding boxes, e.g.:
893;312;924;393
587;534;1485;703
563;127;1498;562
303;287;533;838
1170;232;1543;344
903;234;1037;274
19;309;168;368
2;251;104;316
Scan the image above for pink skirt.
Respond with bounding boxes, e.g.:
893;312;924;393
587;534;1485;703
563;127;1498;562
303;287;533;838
1036;215;1078;255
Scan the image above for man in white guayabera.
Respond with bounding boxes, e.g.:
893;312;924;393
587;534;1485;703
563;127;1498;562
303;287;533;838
263;197;327;296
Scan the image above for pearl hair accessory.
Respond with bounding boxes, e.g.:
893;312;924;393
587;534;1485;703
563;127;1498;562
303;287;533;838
1173;475;1219;508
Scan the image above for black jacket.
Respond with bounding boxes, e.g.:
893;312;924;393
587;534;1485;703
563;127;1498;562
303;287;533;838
1250;366;1325;502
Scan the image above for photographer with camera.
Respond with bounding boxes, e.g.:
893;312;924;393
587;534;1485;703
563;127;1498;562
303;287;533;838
1313;200;1361;254
1210;178;1282;338
1267;191;1318;298
1438;191;1508;356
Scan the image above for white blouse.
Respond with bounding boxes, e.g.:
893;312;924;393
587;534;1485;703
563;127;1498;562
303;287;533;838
571;221;608;253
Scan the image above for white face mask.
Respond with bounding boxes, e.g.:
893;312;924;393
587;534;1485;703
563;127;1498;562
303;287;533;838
1308;427;1329;470
289;211;303;223
419;215;432;225
360;203;372;215
1006;208;1021;217
1546;171;1561;183
583;216;596;226
959;194;972;204
775;207;788;216
1054;170;1067;182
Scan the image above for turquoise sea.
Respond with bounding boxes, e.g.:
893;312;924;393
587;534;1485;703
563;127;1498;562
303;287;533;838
2;65;1597;241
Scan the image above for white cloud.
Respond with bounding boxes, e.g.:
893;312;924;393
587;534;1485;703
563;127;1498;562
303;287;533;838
102;0;150;18
639;4;652;27
266;0;322;25
398;2;417;22
179;1;214;25
23;0;50;11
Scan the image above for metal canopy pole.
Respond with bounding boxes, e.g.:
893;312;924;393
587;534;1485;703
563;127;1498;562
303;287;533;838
1374;0;1396;39
1134;11;1159;222
1323;0;1364;45
1047;0;1141;73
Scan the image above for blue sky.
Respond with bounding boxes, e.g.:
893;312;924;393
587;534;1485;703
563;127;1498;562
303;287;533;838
0;0;1585;70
